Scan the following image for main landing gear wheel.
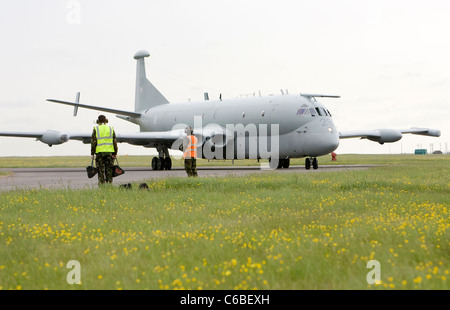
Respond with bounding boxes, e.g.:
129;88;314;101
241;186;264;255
305;157;318;170
151;156;172;171
164;157;172;170
152;145;172;171
269;158;290;169
281;158;290;169
151;157;158;170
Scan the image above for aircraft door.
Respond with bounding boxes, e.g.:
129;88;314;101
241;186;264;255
270;102;280;125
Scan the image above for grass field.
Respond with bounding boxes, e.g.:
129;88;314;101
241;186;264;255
0;154;448;290
0;153;445;168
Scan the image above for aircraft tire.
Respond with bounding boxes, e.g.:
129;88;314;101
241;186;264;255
157;157;165;170
269;158;279;170
164;157;172;170
312;157;318;170
282;158;290;169
305;158;311;170
151;157;158;170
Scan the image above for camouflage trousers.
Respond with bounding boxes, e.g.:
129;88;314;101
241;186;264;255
184;158;198;177
95;152;114;185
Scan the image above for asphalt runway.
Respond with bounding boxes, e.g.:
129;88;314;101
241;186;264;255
0;165;373;191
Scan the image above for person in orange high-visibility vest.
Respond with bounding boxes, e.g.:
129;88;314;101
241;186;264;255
183;126;198;177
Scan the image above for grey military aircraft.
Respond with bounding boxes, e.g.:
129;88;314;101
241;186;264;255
0;50;441;170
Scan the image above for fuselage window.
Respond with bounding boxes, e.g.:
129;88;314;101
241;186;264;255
321;108;328;116
315;107;322;116
327;109;332;117
309;108;317;116
297;108;307;115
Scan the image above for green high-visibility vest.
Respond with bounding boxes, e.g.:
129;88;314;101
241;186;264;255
94;125;115;153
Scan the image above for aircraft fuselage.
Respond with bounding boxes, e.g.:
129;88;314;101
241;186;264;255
135;94;340;159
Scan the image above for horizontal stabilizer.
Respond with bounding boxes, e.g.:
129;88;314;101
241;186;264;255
47;99;141;118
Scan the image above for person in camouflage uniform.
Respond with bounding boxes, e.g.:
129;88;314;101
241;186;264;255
91;115;118;186
184;153;197;177
183;126;198;177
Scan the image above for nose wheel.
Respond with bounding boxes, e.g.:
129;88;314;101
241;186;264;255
305;157;318;170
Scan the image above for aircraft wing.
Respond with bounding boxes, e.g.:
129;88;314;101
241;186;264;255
115;130;186;147
339;127;441;144
0;127;225;149
0;131;49;139
117;126;228;148
399;127;442;137
0;129;188;147
0;130;72;146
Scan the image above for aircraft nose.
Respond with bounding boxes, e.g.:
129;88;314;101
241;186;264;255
320;132;340;155
303;130;340;156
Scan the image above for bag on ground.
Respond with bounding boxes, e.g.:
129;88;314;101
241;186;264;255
113;158;125;177
86;159;98;178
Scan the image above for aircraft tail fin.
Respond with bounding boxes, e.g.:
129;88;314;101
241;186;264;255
134;50;169;112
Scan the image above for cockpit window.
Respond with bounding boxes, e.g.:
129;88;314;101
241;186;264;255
297;108;307;115
296;108;311;115
299;105;331;117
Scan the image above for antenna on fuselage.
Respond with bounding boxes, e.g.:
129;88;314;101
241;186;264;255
300;93;341;99
73;92;80;117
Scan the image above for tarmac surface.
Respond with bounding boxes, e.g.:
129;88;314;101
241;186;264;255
0;165;373;191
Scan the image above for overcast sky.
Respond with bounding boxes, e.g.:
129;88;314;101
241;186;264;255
0;0;448;157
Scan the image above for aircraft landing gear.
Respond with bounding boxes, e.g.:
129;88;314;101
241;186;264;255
151;156;172;170
269;158;290;169
281;158;290;169
305;157;318;170
151;146;172;170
